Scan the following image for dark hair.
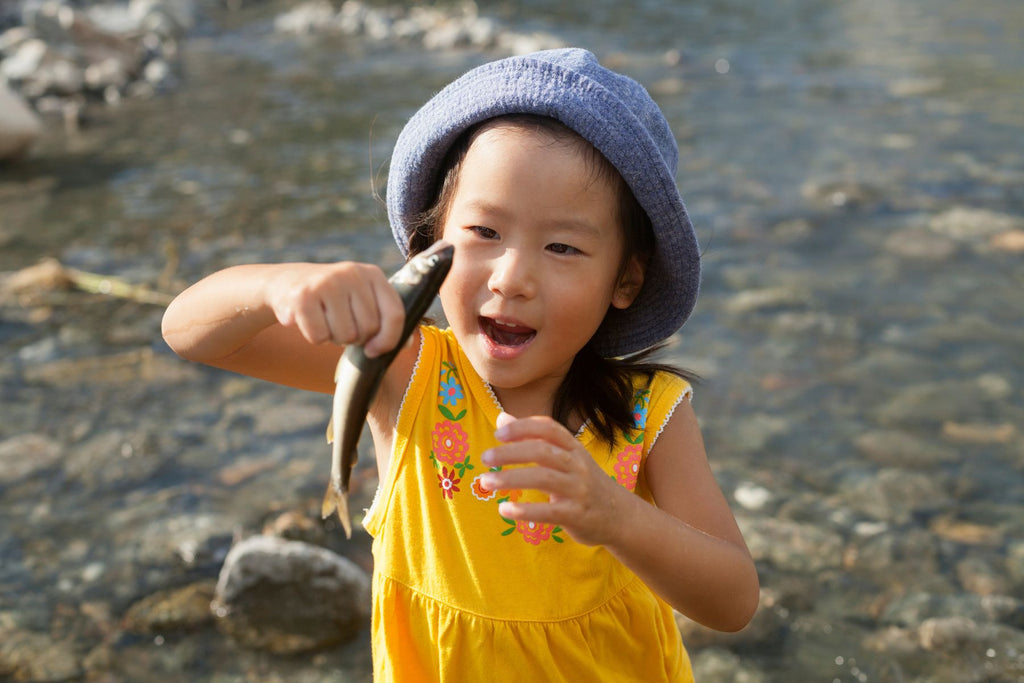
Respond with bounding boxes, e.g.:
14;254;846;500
409;114;697;443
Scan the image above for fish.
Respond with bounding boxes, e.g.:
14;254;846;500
322;240;454;538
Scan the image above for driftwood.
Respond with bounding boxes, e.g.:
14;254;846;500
1;257;174;306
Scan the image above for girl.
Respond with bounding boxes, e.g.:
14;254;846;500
163;48;758;681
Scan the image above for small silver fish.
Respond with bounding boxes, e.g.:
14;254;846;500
322;240;454;538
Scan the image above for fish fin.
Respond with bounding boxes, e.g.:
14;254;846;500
321;480;352;539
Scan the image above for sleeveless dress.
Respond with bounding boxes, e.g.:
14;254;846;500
363;326;695;682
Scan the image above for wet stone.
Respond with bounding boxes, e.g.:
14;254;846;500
676;588;787;652
0;432;62;483
928;206;1023;241
212;535;371;654
956;555;1012;597
690;648;767;683
854;429;959;468
122;580;216;634
839;467;951;523
739;517;844;573
0;625;81;682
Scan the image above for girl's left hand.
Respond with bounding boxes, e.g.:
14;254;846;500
479;413;629;547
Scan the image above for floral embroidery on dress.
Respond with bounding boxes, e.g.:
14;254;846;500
438;467;461;499
612;389;650;492
430;362;473;500
614;443;642;490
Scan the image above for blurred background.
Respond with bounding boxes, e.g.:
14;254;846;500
1;0;1022;680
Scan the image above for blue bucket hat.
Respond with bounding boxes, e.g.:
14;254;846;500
386;48;700;358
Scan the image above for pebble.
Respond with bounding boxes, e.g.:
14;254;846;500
0;624;82;682
928;206;1023;240
272;0;564;55
0;432;62;483
740;517;844;573
122;581;216;634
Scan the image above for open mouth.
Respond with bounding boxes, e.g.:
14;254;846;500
480;317;536;348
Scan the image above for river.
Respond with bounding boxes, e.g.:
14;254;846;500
1;0;1022;680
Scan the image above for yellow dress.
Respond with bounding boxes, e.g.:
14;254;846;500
364;326;695;682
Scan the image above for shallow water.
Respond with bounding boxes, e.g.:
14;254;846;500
1;0;1022;680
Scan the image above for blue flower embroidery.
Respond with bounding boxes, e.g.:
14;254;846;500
631;390;650;430
439;376;464;406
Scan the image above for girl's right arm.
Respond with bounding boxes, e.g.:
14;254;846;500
161;261;407;394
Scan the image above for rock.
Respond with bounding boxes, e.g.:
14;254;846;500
733;481;773;511
842;527;939;578
676;588;787;651
941;420;1017;445
884;227;958;261
212;535;370;654
122;580;217;633
840;467;950;523
0;80;41;160
739;517;844;573
991;229;1024;253
0;625;82;682
690;648;767;683
854;429;959;468
1007;540;1024;587
956;555;1011;597
928;206;1023;241
880;591;1024;628
0;432;63;483
262;508;328;547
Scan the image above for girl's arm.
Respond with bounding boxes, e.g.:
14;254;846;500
161;261;409;394
480;403;759;632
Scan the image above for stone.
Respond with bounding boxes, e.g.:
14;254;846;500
690;648;767;683
122;580;216;634
212;535;370;654
854;429;959;468
0;81;41;161
0;433;63;483
841;467;950;523
929;207;1023;240
676;588;787;651
739;517;843;573
0;625;81;682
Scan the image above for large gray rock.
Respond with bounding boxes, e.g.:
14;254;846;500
0;81;40;160
212;535;371;654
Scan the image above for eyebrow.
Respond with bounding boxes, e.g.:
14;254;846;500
460;199;607;239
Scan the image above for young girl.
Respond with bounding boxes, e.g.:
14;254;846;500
163;48;758;681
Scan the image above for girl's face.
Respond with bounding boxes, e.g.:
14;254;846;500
438;124;642;412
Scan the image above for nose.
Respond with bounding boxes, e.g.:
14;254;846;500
488;248;537;299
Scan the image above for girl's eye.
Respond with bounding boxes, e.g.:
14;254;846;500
547;243;581;255
470;226;498;240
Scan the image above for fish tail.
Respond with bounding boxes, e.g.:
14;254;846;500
321;480;353;539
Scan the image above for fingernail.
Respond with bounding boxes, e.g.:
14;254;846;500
481;449;494;466
495;412;514;438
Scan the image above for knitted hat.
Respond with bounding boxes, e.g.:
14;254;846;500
386;48;700;357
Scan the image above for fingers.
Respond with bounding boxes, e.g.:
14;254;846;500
269;262;407;352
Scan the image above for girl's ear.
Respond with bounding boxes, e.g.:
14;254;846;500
611;256;644;310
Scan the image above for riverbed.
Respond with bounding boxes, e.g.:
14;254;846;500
2;0;1023;681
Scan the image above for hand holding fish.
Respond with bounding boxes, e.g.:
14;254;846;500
266;261;407;358
322;241;455;538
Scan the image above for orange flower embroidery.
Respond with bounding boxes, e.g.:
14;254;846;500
614;443;642;490
471;474;495;501
432;420;469;467
516;521;555;545
498;488;523;502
